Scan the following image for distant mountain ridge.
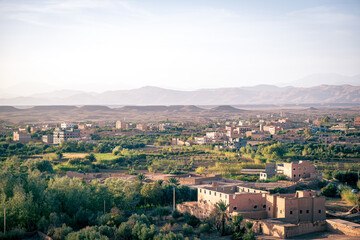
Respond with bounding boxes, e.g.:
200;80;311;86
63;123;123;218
0;84;359;105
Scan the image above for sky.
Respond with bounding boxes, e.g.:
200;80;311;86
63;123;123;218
0;0;359;97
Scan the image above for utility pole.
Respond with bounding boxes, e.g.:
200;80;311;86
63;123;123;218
173;187;176;211
3;206;5;236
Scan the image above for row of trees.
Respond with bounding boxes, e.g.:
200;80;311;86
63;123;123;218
0;157;196;237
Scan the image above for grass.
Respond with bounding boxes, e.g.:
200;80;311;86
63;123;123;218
325;197;354;212
94;153;119;161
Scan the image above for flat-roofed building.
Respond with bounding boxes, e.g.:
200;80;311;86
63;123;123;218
13;131;32;143
116;121;128;129
42;135;53;144
53;128;80;144
266;190;326;224
277;160;315;181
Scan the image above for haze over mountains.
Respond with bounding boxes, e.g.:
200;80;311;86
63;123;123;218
0;82;359;106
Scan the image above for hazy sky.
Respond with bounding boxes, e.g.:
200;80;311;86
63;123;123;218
0;0;359;96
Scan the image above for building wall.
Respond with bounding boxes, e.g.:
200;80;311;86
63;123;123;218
265;191;326;224
277;161;315;181
252;220;327;238
326;219;360;236
13;131;32;143
53;128;80;144
229;193;267;213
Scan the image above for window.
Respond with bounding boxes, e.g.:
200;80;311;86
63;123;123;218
293;168;295;171
220;194;222;197
290;211;293;215
263;205;266;209
269;207;271;211
294;174;296;178
214;192;216;196
300;210;303;214
299;174;301;177
280;210;282;213
306;210;309;214
318;210;321;213
254;205;258;209
204;190;206;194
200;189;202;193
233;207;237;210
209;191;211;195
225;195;227;198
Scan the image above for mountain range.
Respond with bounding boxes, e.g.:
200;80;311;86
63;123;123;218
0;84;359;106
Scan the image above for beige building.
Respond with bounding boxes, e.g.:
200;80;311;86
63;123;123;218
53;128;80;144
116;121;128;129
136;123;148;131
266;191;326;224
277;160;316;181
180;183;268;220
260;160;318;181
13;131;32;143
178;181;325;223
42;135;53;144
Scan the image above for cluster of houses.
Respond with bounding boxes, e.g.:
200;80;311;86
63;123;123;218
176;174;327;238
9;115;360;147
115;121;172;131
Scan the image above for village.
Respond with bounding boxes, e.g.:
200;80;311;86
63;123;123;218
1;109;360;239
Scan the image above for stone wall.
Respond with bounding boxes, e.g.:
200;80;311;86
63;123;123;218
326;219;360;236
252;219;326;238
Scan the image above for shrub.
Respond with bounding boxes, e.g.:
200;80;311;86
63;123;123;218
341;189;357;205
184;213;200;227
182;224;194;236
65;226;108;240
272;187;286;194
199;223;211;233
154;231;184;240
154;207;171;220
321;183;338;197
48;224;73;240
172;209;183;219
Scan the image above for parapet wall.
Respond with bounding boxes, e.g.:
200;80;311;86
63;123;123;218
251;219;326;238
326;219;360;237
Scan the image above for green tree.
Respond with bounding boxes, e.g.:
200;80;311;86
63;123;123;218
214;200;230;236
321;183;338;197
136;173;147;185
56;151;63;160
85;153;96;162
140;182;163;206
167;177;179;185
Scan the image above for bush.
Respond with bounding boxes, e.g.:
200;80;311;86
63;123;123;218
0;227;27;239
184;213;200;227
48;224;73;240
333;170;359;186
182;224;194;236
341;189;357;205
199;223;211;233
272;187;286;194
321;183;338;197
154;207;171;220
243;231;256;240
154;231;184;240
65;226;109;240
172;209;183;219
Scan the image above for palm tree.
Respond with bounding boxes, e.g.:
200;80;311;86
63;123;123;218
167;177;179;185
232;214;244;233
136;173;146;184
215;200;230;236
